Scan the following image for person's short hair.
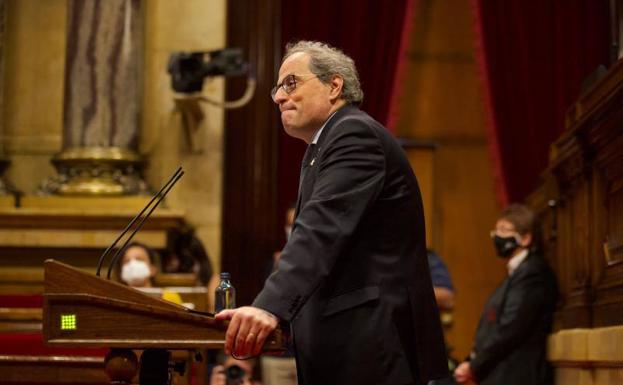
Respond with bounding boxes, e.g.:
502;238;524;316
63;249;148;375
499;204;535;235
283;40;364;105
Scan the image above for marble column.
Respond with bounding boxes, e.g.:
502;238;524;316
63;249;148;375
0;0;9;195
42;0;147;195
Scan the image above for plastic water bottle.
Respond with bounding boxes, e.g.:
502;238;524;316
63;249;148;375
215;272;236;312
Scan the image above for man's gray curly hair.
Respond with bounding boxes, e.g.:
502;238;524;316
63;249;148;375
283;41;364;105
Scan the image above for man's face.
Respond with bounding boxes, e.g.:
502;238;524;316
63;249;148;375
273;52;335;142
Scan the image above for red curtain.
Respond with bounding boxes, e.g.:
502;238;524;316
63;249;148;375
276;0;414;241
471;0;611;204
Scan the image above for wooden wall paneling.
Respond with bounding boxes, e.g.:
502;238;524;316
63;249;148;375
400;140;435;248
590;164;612;327
0;204;187;296
605;179;623;263
568;181;594;328
572;177;592;292
550;132;594;328
222;0;281;305
539;46;623;385
435;143;504;359
556;196;573;315
587;97;623;327
544;58;623;329
392;0;503;359
590;167;607;293
526;176;564;328
560;194;593;328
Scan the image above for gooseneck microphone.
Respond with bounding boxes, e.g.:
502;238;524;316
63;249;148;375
95;167;184;278
105;170;184;279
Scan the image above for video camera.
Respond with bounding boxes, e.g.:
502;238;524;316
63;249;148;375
167;48;248;93
225;364;246;385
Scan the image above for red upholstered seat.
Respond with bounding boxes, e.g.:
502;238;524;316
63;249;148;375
0;332;108;356
0;294;43;308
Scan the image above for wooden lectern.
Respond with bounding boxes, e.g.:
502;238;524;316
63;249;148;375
43;259;285;384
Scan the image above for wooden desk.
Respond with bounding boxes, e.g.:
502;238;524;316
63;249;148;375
0;355;108;384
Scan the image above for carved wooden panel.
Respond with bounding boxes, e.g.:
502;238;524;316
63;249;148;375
531;58;623;330
591;113;623;327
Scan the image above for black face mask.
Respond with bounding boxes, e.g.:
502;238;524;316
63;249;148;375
493;235;519;258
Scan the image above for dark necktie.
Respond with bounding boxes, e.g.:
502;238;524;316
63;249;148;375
302;143;317;169
298;143;316;190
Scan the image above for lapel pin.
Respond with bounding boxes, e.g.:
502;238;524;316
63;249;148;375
310;158;316;166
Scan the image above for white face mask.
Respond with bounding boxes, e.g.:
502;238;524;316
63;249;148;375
121;259;151;287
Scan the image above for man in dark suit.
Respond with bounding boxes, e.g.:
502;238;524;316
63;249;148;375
454;204;558;385
216;41;447;385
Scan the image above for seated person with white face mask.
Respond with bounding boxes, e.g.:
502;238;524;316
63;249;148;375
119;242;183;305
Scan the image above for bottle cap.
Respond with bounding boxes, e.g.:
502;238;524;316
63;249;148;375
220;272;231;280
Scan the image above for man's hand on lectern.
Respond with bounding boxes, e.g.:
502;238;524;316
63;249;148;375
215;306;279;357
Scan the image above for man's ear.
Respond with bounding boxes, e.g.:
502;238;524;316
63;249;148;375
149;264;158;278
328;75;344;102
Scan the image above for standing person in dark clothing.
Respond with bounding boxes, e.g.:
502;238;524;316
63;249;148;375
454;204;558;385
216;40;447;385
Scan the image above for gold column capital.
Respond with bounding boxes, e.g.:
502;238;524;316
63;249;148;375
41;146;147;196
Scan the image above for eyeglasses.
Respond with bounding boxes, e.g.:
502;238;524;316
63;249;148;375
270;73;321;102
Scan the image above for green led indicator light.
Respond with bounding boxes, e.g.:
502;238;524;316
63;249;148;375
60;314;77;330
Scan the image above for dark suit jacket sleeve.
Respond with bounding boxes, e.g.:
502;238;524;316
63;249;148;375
253;118;386;322
470;267;548;380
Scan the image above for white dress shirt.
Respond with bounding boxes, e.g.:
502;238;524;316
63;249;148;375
311;110;339;144
507;248;529;275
